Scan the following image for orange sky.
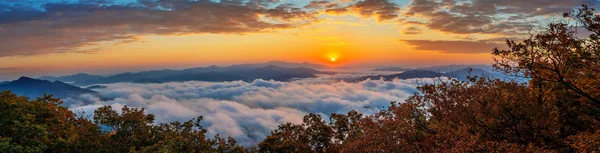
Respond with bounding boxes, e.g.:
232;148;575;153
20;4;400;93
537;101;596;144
0;14;497;78
0;0;576;80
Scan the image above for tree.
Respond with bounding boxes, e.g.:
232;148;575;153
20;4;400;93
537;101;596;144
0;91;248;152
94;105;247;152
93;105;157;152
258;114;334;153
492;5;600;151
0;91;102;152
493;5;600;108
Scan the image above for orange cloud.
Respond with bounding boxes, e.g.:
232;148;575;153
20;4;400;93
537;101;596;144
0;0;317;57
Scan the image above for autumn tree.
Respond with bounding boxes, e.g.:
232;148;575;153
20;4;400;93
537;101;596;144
0;91;102;152
259;113;334;153
0;91;248;152
494;5;600;108
493;5;600;151
93;105;247;152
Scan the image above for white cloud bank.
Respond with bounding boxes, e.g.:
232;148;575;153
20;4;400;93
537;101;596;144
66;74;445;146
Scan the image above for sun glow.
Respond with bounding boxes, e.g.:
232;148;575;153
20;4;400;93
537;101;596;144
331;57;336;62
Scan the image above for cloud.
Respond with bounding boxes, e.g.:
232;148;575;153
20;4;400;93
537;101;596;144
0;0;403;57
305;1;340;9
66;74;440;146
0;67;20;71
401;39;507;54
405;0;597;35
322;0;400;21
325;7;350;14
0;67;24;75
0;0;316;56
403;27;423;35
350;0;400;21
70;96;307;146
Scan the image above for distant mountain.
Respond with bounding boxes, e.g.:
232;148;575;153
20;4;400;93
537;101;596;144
133;78;163;84
37;61;331;86
85;85;108;90
0;81;9;85
240;65;323;81
372;67;411;72
417;65;495;73
214;61;326;72
91;69;178;84
445;68;503;81
356;68;505;82
0;77;97;99
263;61;326;69
52;64;336;86
39;73;104;84
357;70;443;81
160;71;248;82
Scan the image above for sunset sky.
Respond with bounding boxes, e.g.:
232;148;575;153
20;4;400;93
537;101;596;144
0;0;594;80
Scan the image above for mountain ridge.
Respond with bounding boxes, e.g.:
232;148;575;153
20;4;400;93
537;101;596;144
38;62;334;86
357;67;505;82
0;77;97;99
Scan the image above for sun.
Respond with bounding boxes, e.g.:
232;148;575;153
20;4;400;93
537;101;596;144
330;57;336;62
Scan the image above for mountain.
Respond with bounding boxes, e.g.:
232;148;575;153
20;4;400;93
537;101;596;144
39;61;332;86
160;71;248;82
179;65;222;73
357;70;443;81
356;68;506;82
61;65;335;86
0;77;97;99
444;68;503;81
417;65;495;73
215;61;325;72
241;65;322;81
92;69;178;84
372;67;412;72
38;73;104;84
0;81;9;85
263;61;326;69
133;78;163;84
85;85;108;90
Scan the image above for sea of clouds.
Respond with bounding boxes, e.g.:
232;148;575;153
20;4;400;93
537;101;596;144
64;73;446;146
